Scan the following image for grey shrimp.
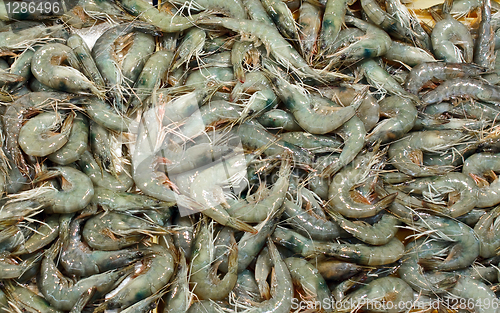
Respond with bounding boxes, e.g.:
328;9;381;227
60;217;145;277
431;11;474;63
317;0;348;56
299;2;321;62
366;95;417;146
463;152;500;208
39;241;134;311
398;238;457;294
474;0;495;69
31;43;104;97
190;221;238;300
473;206;500;259
48;112;89;165
405;62;487;94
422;78;500;106
396;172;478;217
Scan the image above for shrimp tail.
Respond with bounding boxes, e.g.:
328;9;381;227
32;169;61;184
228;217;258;234
375;193;398;210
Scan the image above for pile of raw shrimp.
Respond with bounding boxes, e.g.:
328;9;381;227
2;0;500;311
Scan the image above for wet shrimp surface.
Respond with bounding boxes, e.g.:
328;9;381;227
1;0;500;312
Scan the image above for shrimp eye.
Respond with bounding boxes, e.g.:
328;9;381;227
413;215;420;221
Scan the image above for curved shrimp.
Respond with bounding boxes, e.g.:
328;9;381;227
473;206;500;259
18;111;73;157
60;217;145;277
396;172;478;217
33;166;94;214
328;211;400;245
231;71;277;120
48;112;88;165
431;13;474;63
463;152;500;208
398;238;457;294
421;78;500;106
448;276;498;313
327;150;397;218
31;43;104;97
94;243;174;311
190;221;238;300
163;252;190;313
388;130;474;177
39;241;134;311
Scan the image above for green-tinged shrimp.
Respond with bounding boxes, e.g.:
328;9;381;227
39;241;134;311
298;2;321;63
31;43;104;97
328;150;397;218
171;28;206;70
60;217;145;277
448;276;498;313
282;199;344;241
78;150;133;192
359;58;419;102
270;74;363;134
94;243;174;312
0;225;24;252
398;238;457;294
18;111;73;157
48;112;88;165
3;283;63;313
388;130;474;177
328;212;400;245
82;212;167;251
280;132;342;153
384;41;435;67
338;277;414;313
121;0;208;32
127;49;174;112
12;214;59;255
366;95;417;146
190;221;238;300
404;62;487;95
233;269;262;303
226;158;290;223
89;121;115;177
74;96;131;132
231;71;277;120
318;0;348;56
163;252;189;313
245;240;293;313
473;206;500;259
474;0;495;69
422;78;500;106
323;16;391;70
241;0;274;25
231;41;255;82
317;85;380;131
257;109;302;131
285;257;333;312
463;153;500;208
0;251;41;279
261;0;300;42
403;213;480;270
0;24;64;54
431;13;473;63
119;32;155;90
66;34;105;87
91;187;174;212
198;17;334;79
385;0;431;50
172;214;194;259
9;49;35;82
33;166;94;214
396;172;478;217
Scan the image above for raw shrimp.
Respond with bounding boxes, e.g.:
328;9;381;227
230;71;277;120
366;95;417;146
60;217;145;277
270;74;363;134
34;166;94;214
13;214;59;255
93;243;174;311
338;277;414;313
48;112;88;165
82;212;167;251
448;276;498;313
328;211;400;245
3;283;63;313
328;150;397;218
318;0;348;56
257;109;302;131
384;41;435;67
473;0;495;69
18;111;73;157
39;241;134;311
285;257;333;312
66;34;105;87
431;12;474;63
261;0;299;42
299;2;321;62
163;252;190;312
31;43;104;97
388;130;474;177
398;238;457;294
190;221;238;300
90;187;174;212
313;258;364;281
473;206;500;259
422;78;500;105
396;172;478;217
463;152;500;208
